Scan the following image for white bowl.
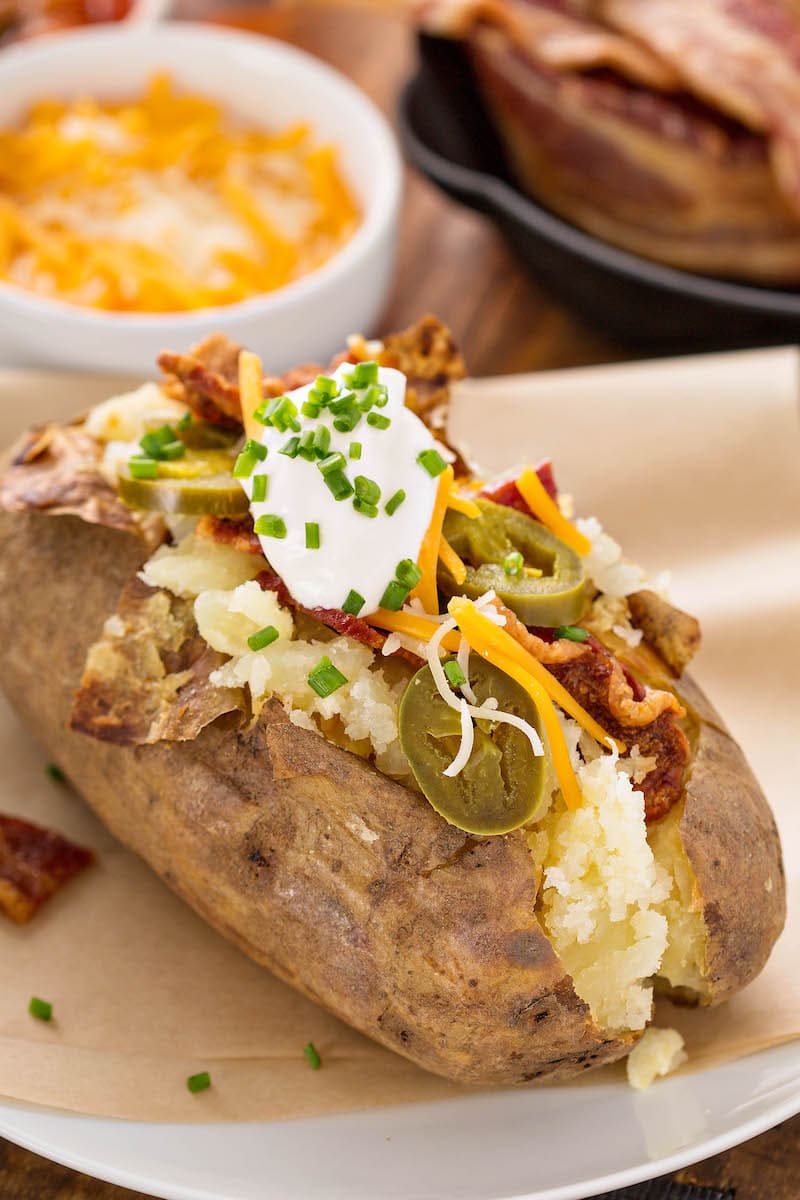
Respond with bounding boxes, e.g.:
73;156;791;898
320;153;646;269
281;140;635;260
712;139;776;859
0;22;402;373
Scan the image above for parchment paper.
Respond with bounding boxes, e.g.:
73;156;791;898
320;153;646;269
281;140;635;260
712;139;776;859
0;347;797;1121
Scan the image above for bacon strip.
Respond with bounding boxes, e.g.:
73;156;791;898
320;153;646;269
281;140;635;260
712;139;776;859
0;814;94;924
196;514;264;556
495;600;689;822
480;459;557;511
158;333;245;429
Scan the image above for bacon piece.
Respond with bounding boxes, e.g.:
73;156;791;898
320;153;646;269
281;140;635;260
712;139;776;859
196;514;264;556
480;459;557;511
496;600;689;821
0;814;94;924
158;333;245;429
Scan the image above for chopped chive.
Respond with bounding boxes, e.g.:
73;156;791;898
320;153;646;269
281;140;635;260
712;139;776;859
251;474;268;503
312;426;331;457
503;550;524;577
555;625;589;643
342;589;365;616
417;448;447;477
253;400;271;425
297;430;317;460
353;498;379;518
314;375;338;398
324;470;354;501
333;412;362;435
307;655;348;698
139;424;176;456
351;361;378;387
264;396;300;433
233;451;258;479
349;441;362;460
45;763;66;784
176;411;193;432
159;440;186;461
354;475;381;505
187;1071;211;1094
29;996;52;1022
247;625;279;651
318;451;347;476
243;438;267;462
302;398;322;419
254;514;287;539
279;436;301;459
379;580;410;612
395;558;422;588
128;457;158;479
371;382;389;407
444;660;467;688
304;1042;322;1070
384;489;405;516
328;390;357;415
366;412;390;430
305;522;320;549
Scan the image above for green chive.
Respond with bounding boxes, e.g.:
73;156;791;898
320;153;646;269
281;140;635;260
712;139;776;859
314;375;338;398
351;361;378;387
313;426;331;457
265;396;300;432
29;996;52;1022
379;580;409;612
385;489;405;516
352;498;379;518
128;457;158;479
444;660;467;688
254;514;287;539
307;656;348;698
45;763;66;784
395;559;422;588
503;550;524;577
233;451;258;479
333;412;362;434
302;398;322;419
555;625;589;643
318;451;347;476
243;438;267;462
329;390;356;415
139;424;176;457
297;430;317;461
354;475;381;505
417;448;447;477
247;625;279;651
186;1071;211;1094
176;411;193;432
253;400;271;425
251;474;268;503
325;471;354;501
305;522;320;549
349;441;362;460
342;589;365;616
304;1042;322;1070
279;436;301;458
159;440;186;461
366;412;390;430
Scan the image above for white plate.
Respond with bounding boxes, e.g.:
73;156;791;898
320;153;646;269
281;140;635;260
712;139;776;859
2;1041;800;1200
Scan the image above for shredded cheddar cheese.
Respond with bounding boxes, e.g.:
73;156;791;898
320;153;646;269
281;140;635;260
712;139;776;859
0;74;359;312
239;350;265;444
438;535;467;585
516;467;592;557
410;465;454;614
446;597;624;752
369;607;461;652
446;490;480;519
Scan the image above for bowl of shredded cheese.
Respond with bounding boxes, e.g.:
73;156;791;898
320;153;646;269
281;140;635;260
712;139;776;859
0;21;402;372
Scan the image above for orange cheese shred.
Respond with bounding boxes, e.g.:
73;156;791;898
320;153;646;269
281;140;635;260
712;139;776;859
368;608;461;652
446;490;480;519
446;597;624;753
239;350;265;444
516;466;592;557
438;535;467;586
410;465;454;614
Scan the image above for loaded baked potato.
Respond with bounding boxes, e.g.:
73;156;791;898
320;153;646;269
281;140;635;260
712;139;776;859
0;317;785;1086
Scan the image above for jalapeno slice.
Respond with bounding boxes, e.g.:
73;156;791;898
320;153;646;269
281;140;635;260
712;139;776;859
177;420;240;451
117;460;249;517
440;498;586;627
399;657;547;836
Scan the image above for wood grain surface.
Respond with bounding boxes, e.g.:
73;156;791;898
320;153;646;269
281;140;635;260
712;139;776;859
1;3;797;1198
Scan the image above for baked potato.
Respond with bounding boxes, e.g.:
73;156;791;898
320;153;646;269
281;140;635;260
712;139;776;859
0;318;785;1087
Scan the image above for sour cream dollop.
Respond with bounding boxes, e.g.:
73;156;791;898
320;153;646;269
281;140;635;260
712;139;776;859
243;365;442;615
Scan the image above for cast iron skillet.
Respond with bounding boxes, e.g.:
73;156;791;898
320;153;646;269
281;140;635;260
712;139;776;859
398;35;800;352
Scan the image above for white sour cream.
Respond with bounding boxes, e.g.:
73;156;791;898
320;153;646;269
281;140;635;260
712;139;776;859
243;365;441;615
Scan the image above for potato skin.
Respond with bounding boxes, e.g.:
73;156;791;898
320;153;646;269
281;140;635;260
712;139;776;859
0;511;786;1083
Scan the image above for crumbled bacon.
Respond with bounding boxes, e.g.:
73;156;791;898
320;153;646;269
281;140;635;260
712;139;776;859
480;459;557;511
195;514;264;556
0;814;94;924
158;333;244;429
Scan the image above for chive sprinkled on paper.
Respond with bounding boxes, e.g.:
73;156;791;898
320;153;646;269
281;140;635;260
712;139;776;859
503;550;524;576
305;522;320;550
444;660;467;688
304;1042;322;1070
417;448;447;477
247;625;279;652
254;514;287;539
45;763;66;784
308;656;348;698
342;589;365;616
186;1071;211;1094
251;474;268;503
385;489;405;516
555;625;589;643
29;996;52;1022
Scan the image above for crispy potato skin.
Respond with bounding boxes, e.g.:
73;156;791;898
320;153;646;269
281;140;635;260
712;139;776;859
0;512;785;1082
0;511;630;1085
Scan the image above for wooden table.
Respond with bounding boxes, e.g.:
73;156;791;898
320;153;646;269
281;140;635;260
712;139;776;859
1;3;797;1197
